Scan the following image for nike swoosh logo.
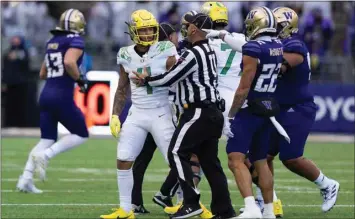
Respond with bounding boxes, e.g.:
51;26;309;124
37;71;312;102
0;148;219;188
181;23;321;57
158;114;166;118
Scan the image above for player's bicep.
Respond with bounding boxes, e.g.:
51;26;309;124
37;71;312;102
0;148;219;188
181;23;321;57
117;65;130;93
64;48;83;66
283;52;304;67
239;55;257;90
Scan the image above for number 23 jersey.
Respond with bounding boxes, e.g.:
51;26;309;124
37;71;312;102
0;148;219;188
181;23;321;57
40;33;84;104
209;36;243;91
117;41;178;109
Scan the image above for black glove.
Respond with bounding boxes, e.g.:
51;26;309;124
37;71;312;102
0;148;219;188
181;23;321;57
76;74;88;93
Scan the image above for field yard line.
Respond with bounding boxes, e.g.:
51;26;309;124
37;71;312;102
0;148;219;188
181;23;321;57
1;189;353;194
1;203;354;208
2;163;354;174
2;178;354;183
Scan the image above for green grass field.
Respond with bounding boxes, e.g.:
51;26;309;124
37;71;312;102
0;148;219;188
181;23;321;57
1;137;354;218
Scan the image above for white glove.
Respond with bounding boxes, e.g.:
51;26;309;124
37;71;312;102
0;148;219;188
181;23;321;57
202;29;229;39
223;117;234;138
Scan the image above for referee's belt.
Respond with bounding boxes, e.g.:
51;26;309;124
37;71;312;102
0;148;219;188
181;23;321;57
183;100;216;109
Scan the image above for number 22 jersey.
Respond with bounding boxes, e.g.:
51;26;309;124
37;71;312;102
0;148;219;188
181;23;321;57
40;32;84;105
241;36;284;102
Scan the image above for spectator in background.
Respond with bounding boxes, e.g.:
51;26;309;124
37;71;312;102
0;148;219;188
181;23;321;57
2;36;33;127
158;3;180;30
351;9;355;69
302;8;333;74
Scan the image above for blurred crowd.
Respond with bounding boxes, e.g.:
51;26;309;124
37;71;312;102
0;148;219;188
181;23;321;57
2;2;354;73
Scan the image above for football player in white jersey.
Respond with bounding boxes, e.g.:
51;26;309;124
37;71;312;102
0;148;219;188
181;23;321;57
201;1;243;123
100;9;177;219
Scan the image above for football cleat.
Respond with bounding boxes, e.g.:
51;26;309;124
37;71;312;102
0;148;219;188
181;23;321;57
164;202;182;215
32;152;48;181
320;180;340;212
199;203;214;219
273;199;283;218
170;204;202;219
165;202;213;218
100;208;135;219
239;198;264;214
132;204;150;214
153;192;173;208
16;175;43;194
237;206;262;218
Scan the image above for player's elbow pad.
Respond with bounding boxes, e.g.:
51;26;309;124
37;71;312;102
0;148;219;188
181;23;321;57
224;33;246;53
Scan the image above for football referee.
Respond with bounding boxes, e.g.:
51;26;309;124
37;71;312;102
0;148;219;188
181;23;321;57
132;13;235;219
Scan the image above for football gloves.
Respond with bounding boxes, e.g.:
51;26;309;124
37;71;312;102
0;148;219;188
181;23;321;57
76;74;88;93
110;115;121;138
202;29;229;39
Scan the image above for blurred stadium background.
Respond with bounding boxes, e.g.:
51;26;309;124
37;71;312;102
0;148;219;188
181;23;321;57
1;1;354;218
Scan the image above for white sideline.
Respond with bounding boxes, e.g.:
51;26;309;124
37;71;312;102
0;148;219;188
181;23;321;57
1;128;354;143
1;203;354;208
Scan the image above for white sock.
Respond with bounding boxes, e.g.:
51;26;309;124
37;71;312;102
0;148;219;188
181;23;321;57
273;190;278;201
176;186;184;204
263;203;274;215
44;134;87;159
255;186;263;201
314;171;332;189
244;196;257;208
118;169;133;212
23;139;54;179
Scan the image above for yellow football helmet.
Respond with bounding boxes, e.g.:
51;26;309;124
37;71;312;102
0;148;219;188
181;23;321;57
200;1;228;27
127;9;159;46
244;6;277;41
180;10;198;38
272;7;299;39
55;9;86;35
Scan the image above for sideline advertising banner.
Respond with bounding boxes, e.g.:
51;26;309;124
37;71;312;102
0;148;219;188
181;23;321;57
310;83;354;134
59;72;354;135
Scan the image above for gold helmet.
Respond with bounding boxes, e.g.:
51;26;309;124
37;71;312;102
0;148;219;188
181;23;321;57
127;9;159;46
180;10;198;38
244;6;277;41
200;1;228;28
272;7;299;39
54;9;86;35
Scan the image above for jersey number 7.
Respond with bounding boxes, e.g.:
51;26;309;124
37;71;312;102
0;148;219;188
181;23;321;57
137;67;153;94
220;43;236;75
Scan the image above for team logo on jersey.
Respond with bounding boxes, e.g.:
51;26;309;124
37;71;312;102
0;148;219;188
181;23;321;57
262;100;272;110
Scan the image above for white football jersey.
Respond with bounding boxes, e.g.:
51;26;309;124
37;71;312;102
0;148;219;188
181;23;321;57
209;35;243;91
117;41;178;109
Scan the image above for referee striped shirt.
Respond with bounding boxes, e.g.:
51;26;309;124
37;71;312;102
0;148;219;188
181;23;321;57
146;39;220;108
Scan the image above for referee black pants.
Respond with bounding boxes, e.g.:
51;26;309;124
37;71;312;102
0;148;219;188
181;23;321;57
167;105;235;217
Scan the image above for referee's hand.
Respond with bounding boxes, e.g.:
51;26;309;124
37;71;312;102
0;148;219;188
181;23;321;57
131;67;148;86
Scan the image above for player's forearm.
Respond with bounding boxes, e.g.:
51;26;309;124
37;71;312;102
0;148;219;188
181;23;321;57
228;87;249;118
147;57;196;87
39;62;47;80
64;62;80;80
112;88;128;116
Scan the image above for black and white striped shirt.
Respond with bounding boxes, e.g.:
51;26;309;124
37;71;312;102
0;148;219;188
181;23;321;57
146;39;220;109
